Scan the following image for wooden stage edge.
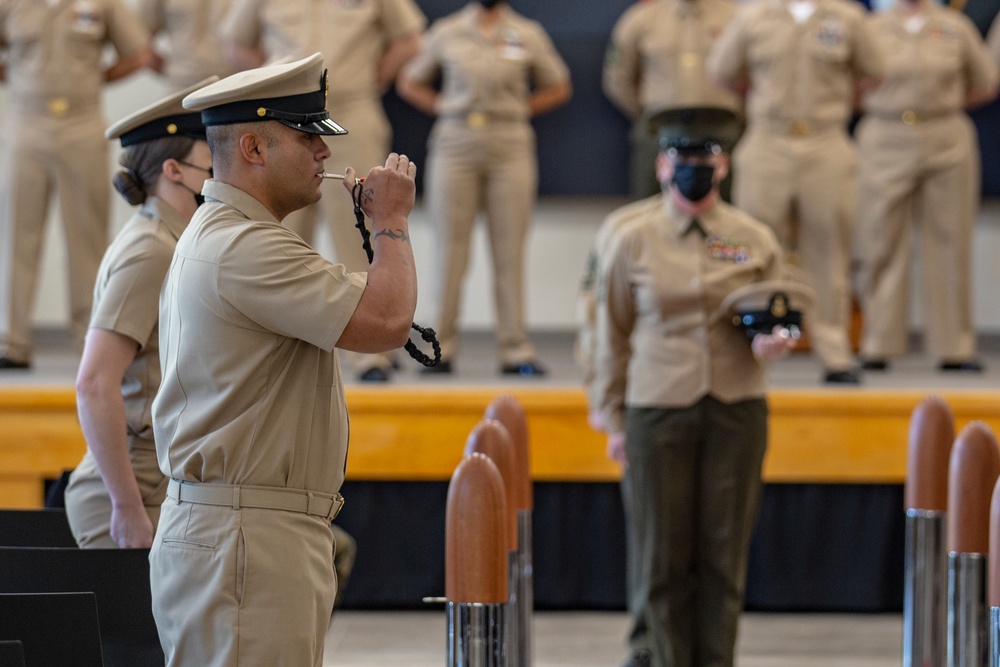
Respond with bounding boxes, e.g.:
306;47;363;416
2;385;998;508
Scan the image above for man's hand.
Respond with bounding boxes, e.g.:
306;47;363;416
751;325;798;361
343;153;416;226
607;431;627;467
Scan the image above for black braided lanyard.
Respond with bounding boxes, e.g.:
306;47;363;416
352;180;441;367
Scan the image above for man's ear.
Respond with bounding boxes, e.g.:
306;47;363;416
239;131;266;166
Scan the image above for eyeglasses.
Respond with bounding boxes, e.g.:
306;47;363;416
177;160;213;178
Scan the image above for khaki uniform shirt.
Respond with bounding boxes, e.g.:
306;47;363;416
222;0;426;105
0;0;148;112
152;181;367;494
90;197;186;448
404;4;570;122
988;11;1000;67
594;196;782;433
862;4;997;117
134;0;236;89
708;0;884;127
603;0;740;120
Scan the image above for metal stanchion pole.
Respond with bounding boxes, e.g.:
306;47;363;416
988;477;1000;667
947;422;1000;667
903;396;954;667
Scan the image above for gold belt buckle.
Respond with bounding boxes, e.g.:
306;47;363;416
901;110;918;125
791;119;809;136
467;111;489;129
47;97;69;117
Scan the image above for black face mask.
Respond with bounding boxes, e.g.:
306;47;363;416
671;164;716;202
479;0;503;7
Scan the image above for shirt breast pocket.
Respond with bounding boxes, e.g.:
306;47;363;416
5;11;42;46
808;22;851;65
67;1;107;41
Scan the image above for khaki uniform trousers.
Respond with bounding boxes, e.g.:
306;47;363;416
0;108;109;361
150;496;338;667
284;96;394;373
425;118;538;365
733;125;857;371
856;113;978;360
622;396;767;667
63;443;168;548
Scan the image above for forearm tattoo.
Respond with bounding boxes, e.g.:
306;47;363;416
374;228;410;243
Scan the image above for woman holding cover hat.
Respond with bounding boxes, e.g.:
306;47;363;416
64;77;218;549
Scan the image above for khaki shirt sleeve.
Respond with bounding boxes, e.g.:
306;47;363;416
988;12;1000;68
594;231;636;435
602;5;642;119
707;5;750;90
133;0;164;34
105;0;151;58
527;21;569;89
958;14;999;95
848;8;885;82
402;19;443;85
221;0;263;47
217;225;366;353
91;244;171;350
379;0;426;41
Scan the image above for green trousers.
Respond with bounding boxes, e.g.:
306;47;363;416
622;396;768;667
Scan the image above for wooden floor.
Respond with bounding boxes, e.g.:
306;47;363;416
322;610;903;666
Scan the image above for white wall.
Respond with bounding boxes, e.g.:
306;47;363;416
17;71;1000;334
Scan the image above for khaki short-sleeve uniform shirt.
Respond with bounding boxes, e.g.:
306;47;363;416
862;4;997;116
152;181;367;494
708;0;884;127
90;197;186;447
133;0;236;89
222;0;426;105
0;0;147;111
403;4;570;122
603;0;740;120
594;197;782;433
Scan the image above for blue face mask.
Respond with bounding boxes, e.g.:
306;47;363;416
671;164;716;202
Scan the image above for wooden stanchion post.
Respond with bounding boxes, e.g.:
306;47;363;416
446;453;509;666
903;396;954;667
947;422;1000;667
485;395;534;667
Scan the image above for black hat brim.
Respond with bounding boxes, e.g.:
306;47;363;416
277;117;348;136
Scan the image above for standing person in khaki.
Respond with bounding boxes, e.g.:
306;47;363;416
149;53;418;667
64;77;217;548
396;0;572;376
708;0;884;384
133;0;238;91
856;0;997;373
0;0;151;369
603;0;743;201
592;109;797;667
220;0;426;382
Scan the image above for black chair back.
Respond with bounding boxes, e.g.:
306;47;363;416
0;509;76;547
0;640;26;667
0;592;103;667
0;547;162;667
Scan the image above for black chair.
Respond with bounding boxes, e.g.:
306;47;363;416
0;509;77;547
0;592;103;667
0;547;163;667
0;640;26;667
